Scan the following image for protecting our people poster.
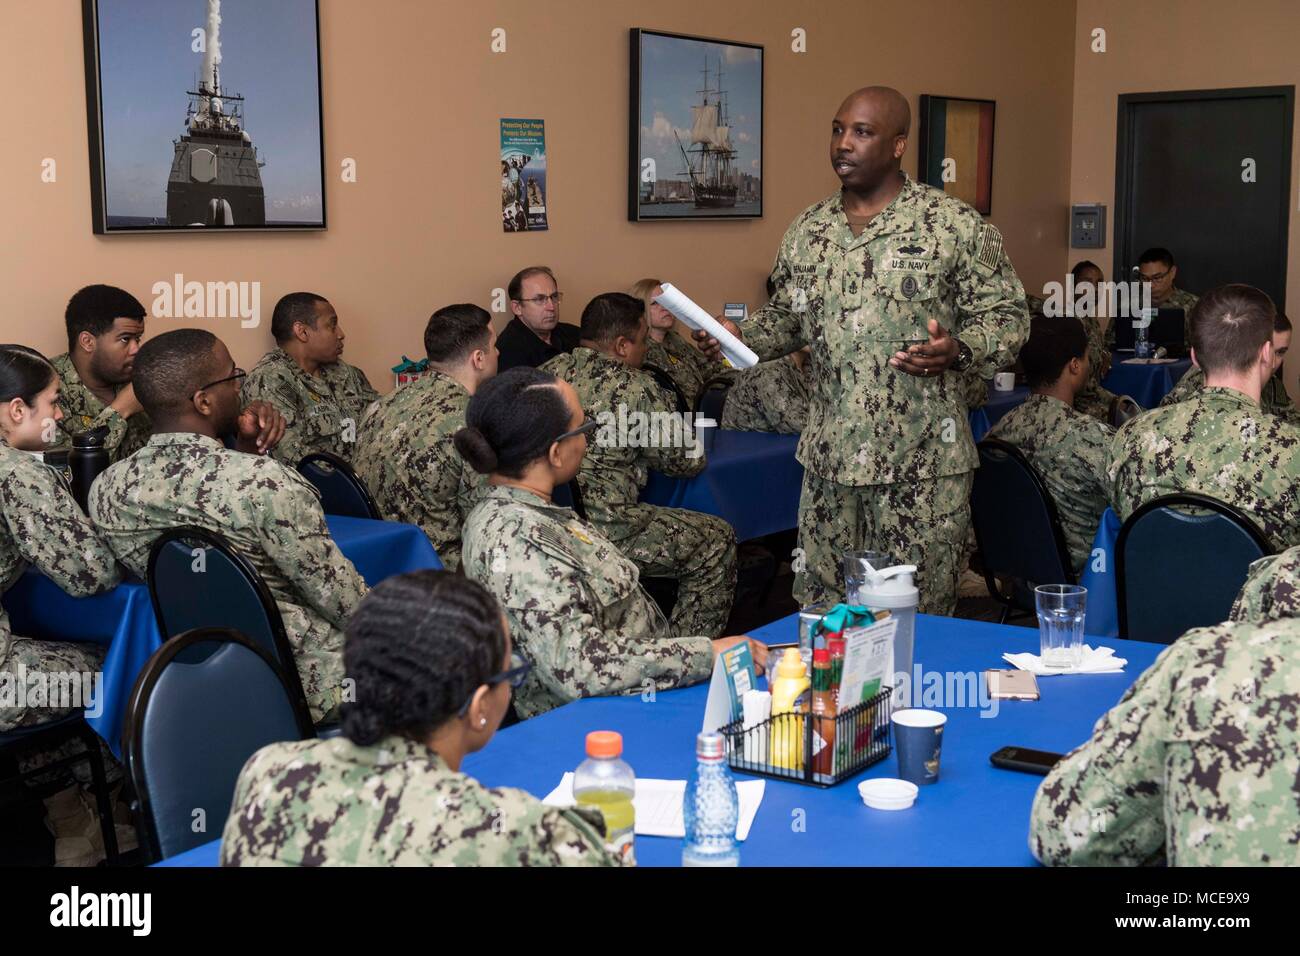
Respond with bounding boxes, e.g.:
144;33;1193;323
500;118;548;232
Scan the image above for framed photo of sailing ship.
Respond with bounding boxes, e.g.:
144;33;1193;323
629;28;763;222
81;0;326;234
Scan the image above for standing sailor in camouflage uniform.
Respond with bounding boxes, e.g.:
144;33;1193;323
91;330;368;725
1108;285;1300;551
1104;247;1200;348
223;571;624;867
1231;545;1300;624
1030;616;1300;866
721;349;812;434
631;278;731;410
50;285;152;461
987;317;1113;575
241;292;379;468
543;293;736;638
456;368;765;719
354;305;497;570
698;87;1028;614
1159;309;1298;425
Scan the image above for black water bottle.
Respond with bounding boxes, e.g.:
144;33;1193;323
69;426;110;513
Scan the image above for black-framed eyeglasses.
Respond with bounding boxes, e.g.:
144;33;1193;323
458;653;532;717
515;292;564;307
552;416;599;444
1139;269;1171;283
197;368;246;392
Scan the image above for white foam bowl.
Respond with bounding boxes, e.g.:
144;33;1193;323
858;777;919;811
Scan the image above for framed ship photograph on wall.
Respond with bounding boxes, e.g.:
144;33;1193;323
82;0;326;234
629;28;763;222
917;94;996;216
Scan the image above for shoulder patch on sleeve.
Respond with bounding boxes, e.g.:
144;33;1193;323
976;223;1004;273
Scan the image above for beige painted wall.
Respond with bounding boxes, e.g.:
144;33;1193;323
1070;0;1300;392
0;0;1076;391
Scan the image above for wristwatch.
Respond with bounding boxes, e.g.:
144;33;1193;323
952;338;974;372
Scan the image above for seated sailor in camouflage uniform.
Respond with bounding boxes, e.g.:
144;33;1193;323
1062;261;1119;420
354;305;497;569
1029;615;1300;866
0;345;130;865
1159;309;1298;425
241;292;379;468
457;367;766;719
1103;247;1199;349
542;293;736;639
630;277;730;410
90;329;368;725
720;348;812;434
1230;545;1300;624
987;317;1113;575
50;284;152;461
222;570;623;867
1107;285;1300;551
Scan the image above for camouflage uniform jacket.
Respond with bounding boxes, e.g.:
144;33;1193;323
221;734;623;867
987;394;1114;574
643;329;727;410
0;440;120;669
740;175;1029;485
1159;365;1300;426
720;355;811;434
1104;287;1200;348
1107;387;1300;550
461;484;713;718
1231;545;1300;624
353;371;481;570
241;347;379;467
542;347;704;536
88;432;369;721
49;353;152;461
1030;617;1300;866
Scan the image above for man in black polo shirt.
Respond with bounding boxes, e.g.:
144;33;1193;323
497;266;580;371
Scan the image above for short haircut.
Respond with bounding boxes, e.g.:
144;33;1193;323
340;570;507;746
0;345;57;406
424;304;492;364
270;292;329;344
579;292;644;344
1019;316;1088;389
1189;284;1277;376
1070;260;1101;282
132;328;221;418
508;266;556;302
65;285;146;352
1275;311;1291;333
454;367;571;479
1138;247;1175;269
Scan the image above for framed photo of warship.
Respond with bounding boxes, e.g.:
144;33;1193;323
917;95;996;216
81;0;326;234
629;29;762;222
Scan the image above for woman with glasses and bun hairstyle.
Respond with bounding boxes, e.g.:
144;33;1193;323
455;367;767;720
222;569;622;866
0;345;125;865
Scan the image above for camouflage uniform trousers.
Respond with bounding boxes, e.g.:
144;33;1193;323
793;471;974;616
597;504;737;639
2;639;122;790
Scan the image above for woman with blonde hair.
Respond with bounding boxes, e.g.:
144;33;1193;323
629;278;729;409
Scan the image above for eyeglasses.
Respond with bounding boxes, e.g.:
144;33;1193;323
196;368;246;392
1139;269;1171;283
552;416;599;444
457;653;532;717
516;293;564;307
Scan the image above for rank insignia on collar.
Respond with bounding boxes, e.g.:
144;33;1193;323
567;523;593;545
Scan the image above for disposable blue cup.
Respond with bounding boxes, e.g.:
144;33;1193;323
891;709;947;785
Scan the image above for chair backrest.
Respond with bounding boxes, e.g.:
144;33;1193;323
549;480;588;520
1116;492;1273;644
644;364;688;415
298;452;381;519
696;381;731;422
971;439;1075;603
146;526;311;724
123;627;313;861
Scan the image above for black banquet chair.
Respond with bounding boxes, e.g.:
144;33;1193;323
298;452;382;519
122;627;314;861
1115;493;1273;644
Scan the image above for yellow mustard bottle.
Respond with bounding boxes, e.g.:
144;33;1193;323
769;648;810;771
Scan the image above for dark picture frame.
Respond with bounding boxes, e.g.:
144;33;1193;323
917;94;996;216
81;0;327;234
628;28;763;222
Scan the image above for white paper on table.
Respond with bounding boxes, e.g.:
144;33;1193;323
542;773;765;840
653;283;759;369
1002;644;1127;676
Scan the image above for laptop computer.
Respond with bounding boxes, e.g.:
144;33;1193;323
1112;307;1186;354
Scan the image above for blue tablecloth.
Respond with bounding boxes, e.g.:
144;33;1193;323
1102;356;1191;408
1078;508;1121;639
641;427;803;541
969;386;1030;442
1;516;441;756
156;611;1162;868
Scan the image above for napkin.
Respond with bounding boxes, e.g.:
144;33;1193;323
1002;644;1127;675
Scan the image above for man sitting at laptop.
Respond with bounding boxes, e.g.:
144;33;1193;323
1105;247;1200;349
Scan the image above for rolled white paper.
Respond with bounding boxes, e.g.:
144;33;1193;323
741;689;772;764
653;283;760;369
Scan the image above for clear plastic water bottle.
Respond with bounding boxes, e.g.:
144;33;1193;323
1134;307;1153;358
682;732;740;867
